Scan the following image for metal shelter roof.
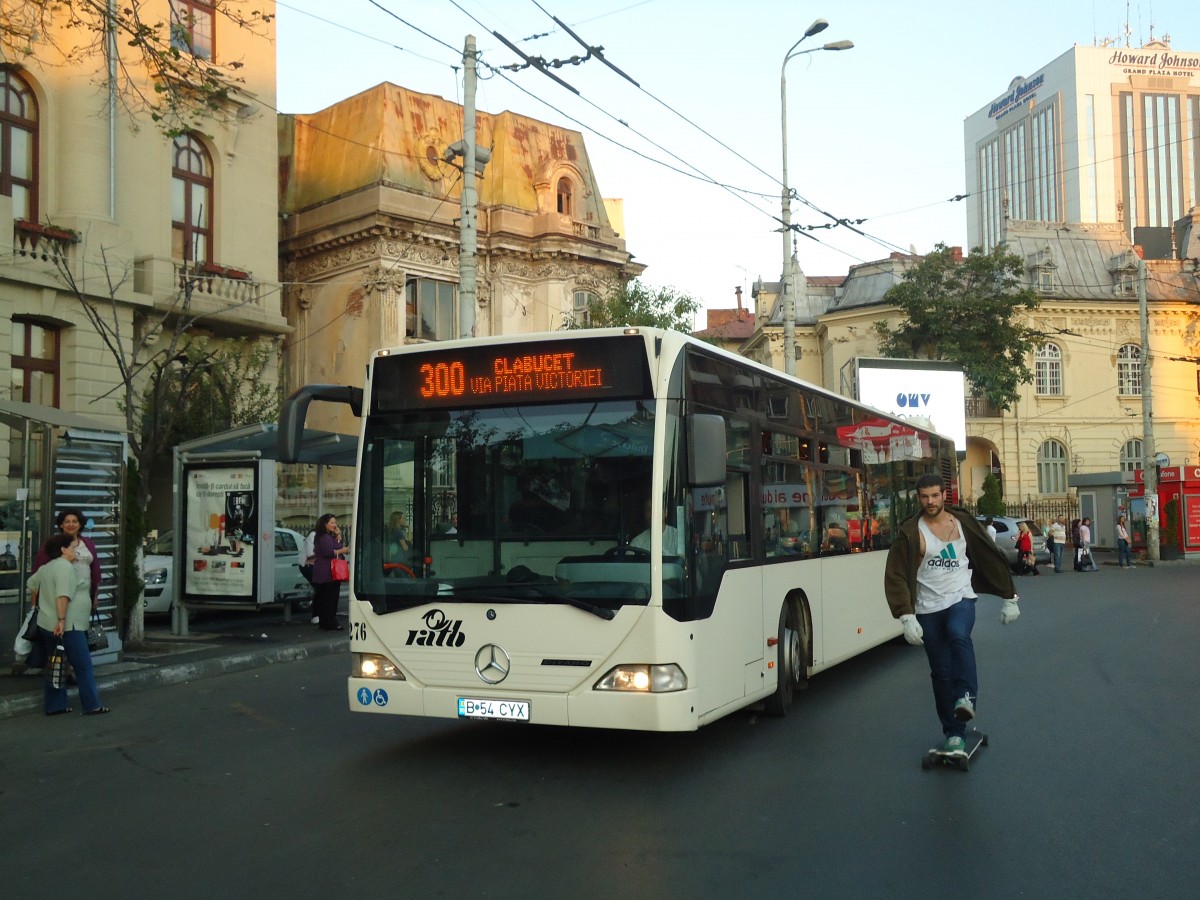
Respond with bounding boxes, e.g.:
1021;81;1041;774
175;422;358;467
0;399;122;434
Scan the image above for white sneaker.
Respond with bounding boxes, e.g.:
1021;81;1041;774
953;694;975;722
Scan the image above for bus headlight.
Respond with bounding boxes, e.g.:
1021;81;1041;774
594;664;686;693
144;567;167;586
353;653;405;680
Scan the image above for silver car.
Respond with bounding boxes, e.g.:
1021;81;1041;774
976;516;1051;566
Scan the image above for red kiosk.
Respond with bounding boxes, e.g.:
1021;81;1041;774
1128;466;1200;558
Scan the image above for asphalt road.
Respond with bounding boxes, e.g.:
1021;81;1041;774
2;564;1197;898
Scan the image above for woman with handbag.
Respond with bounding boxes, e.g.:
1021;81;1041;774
1015;521;1039;576
22;508;103;672
312;513;349;631
28;534;109;716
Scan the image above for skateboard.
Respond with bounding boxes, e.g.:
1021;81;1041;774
921;728;987;772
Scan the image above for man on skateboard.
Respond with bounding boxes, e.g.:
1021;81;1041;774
884;474;1020;758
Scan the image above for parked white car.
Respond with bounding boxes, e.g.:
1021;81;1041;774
143;527;313;615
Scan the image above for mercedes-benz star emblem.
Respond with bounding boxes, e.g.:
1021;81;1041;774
474;644;511;685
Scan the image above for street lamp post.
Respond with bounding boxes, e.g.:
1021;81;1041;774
780;21;852;375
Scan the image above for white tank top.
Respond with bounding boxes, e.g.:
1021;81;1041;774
915;517;976;614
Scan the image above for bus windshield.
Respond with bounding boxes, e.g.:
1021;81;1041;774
354;399;663;617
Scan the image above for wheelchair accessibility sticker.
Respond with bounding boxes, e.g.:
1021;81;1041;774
357;687;389;707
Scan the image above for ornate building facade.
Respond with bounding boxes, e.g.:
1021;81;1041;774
278;82;642;439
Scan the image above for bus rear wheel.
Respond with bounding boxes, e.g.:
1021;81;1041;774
764;601;806;716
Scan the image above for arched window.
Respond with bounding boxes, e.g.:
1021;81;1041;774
0;69;39;222
1120;439;1143;472
556;177;573;216
1037;439;1068;494
1035;342;1063;395
572;290;596;327
1117;344;1141;396
172;133;213;263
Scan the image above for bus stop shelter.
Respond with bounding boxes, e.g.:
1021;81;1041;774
169;423;357;633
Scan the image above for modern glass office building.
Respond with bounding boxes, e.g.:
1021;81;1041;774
965;41;1200;255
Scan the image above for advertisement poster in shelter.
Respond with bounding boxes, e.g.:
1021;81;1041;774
183;465;258;598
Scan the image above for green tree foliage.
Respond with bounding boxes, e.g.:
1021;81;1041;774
873;243;1041;410
143;337;280;450
977;472;1005;516
563;280;701;334
1;1;272;135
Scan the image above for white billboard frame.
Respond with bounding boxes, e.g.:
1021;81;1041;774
855;358;967;454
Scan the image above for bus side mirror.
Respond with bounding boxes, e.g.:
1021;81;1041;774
278;384;364;463
688;414;726;487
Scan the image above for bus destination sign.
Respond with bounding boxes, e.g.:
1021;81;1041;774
372;335;652;411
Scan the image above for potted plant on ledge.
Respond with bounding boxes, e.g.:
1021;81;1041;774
15;219;82;244
196;261;251;280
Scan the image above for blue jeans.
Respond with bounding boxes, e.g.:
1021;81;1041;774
1117;539;1133;567
1051;541;1064;572
917;598;977;739
40;627;102;714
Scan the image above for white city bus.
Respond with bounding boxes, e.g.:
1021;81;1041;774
279;328;957;731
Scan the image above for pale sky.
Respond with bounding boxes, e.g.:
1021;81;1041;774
275;0;1196;316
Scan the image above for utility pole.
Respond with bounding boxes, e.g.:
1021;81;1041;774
458;34;479;339
1138;256;1160;560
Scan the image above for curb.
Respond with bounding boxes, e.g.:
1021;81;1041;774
0;635;346;720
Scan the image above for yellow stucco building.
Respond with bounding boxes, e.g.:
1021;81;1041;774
2;3;284;534
735;218;1200;511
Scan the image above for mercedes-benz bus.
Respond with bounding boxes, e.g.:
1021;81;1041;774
279;327;956;731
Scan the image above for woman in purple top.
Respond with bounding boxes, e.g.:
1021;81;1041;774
32;508;102;606
311;513;349;631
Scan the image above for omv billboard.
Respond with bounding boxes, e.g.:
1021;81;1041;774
855;358;967;454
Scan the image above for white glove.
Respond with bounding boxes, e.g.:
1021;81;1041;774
899;614;924;645
1000;597;1020;625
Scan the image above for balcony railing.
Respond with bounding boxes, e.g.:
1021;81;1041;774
174;261;265;309
13;220;78;265
966;396;1003;418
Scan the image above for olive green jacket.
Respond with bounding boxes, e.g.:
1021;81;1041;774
884;506;1017;619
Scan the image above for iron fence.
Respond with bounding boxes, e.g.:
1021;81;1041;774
964;498;1079;528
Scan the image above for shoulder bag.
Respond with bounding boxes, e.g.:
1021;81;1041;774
330;557;350;582
87;611;107;652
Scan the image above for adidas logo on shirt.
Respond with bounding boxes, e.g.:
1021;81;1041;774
927;543;961;569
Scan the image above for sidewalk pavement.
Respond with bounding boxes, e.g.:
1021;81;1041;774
1;612;347;719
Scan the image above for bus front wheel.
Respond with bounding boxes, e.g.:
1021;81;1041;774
764;601;806;716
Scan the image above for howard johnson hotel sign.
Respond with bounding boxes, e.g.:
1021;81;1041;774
1108;47;1200;76
989;74;1045;120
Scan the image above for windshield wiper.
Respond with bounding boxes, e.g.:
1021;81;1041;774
448;585;616;620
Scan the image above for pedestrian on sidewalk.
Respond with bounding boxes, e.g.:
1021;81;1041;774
28;534;109;716
312;513;349;631
1077;517;1099;571
1047;515;1067;572
883;474;1020;759
1015;521;1039;575
1116;515;1134;568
